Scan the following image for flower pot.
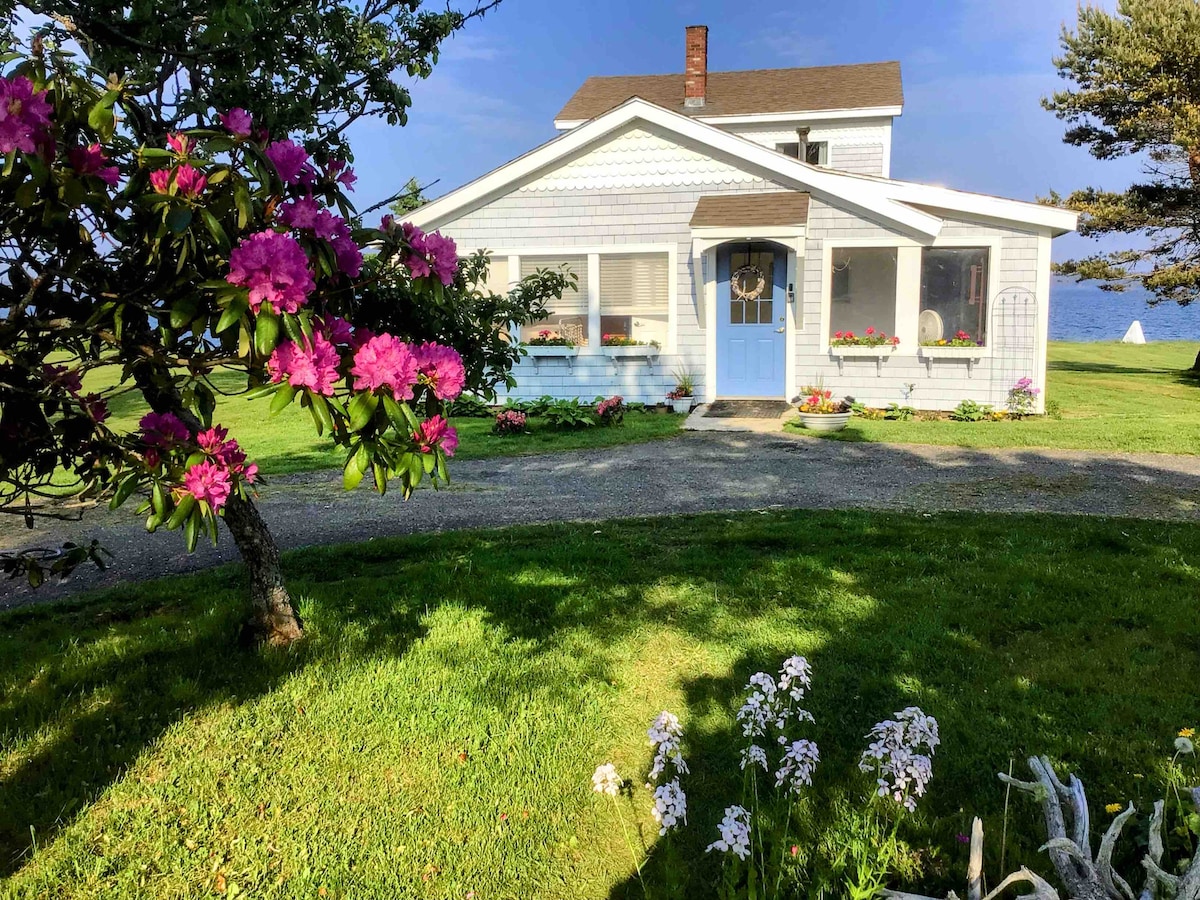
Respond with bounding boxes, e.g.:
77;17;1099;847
796;411;851;433
668;397;692;414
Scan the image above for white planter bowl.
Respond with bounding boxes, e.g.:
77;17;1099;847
796;411;851;433
668;397;693;414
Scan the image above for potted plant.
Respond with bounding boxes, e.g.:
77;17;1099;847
666;370;695;414
793;383;852;432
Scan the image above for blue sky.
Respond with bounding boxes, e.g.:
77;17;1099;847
346;0;1140;260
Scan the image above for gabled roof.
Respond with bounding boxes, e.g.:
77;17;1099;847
407;98;1078;239
691;192;810;228
556;62;903;124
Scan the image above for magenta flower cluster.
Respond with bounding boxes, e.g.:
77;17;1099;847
168;424;258;511
413;415;458;457
398;222;458;286
268;333;341;396
493;408;527;436
413;342;466;401
0;75;52;155
68;144;119;187
226;230;316;314
350;334;420;400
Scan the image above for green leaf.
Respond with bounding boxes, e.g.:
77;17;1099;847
151;481;167;517
215;294;248;334
374;461;388;495
139;147;176;159
244;382;278;401
343;443;368;491
308;392;334;435
14;180;37;209
166;207;193;234
199;208;229;250
87;90;118;141
269;382;296;414
184;508;200;552
169;295;199;329
282;312;304;345
108;472;141;511
381;395;409;432
234;181;252;230
255;312;280;357
348;391;379;431
166;493;196;530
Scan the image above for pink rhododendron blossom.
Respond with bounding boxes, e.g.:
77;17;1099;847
380;214;394;231
140;411;189;447
81;393;109;423
0;76;52;154
424;232;459;286
218;108;253;137
400;223;430;279
331;235;363;278
226;230;315;314
315;314;354;345
413;342;466;400
42;364;82;395
267;334;341;396
166;133;191;155
278;195;320;230
149;168;172;194
324;158;357;191
265;139;309;185
350;334;418;399
312;209;346;241
196;425;231;455
183;459;232;510
68;143;119;186
174;164;207;198
414;415;458;457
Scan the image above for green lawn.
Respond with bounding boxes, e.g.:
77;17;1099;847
3;510;1198;898
786;341;1200;454
93;370;685;475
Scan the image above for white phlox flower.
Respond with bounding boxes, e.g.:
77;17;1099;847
651;778;687;835
591;763;622;797
774;739;820;794
706;805;751;860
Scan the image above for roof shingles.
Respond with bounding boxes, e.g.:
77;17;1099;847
690;192;810;228
557;62;902;122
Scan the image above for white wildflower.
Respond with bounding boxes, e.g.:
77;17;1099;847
775;739;820;794
591;763;622;797
777;655;812;702
706;805;751;860
1176;736;1195;755
651;778;687;835
859;706;938;811
736;671;781;739
739;744;768;772
647;710;689;782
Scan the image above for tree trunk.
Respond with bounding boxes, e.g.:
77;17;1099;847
222;491;304;645
1192;348;1200;372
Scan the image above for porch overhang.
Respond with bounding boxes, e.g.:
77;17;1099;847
689;191;809;260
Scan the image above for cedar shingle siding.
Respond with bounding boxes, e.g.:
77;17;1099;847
557;62;903;122
689;192;811;227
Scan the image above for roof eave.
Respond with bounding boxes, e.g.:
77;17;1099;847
553;104;903;131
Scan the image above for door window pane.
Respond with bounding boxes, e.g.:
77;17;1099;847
828;247;898;338
920;248;989;344
729;249;774;325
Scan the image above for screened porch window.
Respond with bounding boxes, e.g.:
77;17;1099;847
599;253;669;345
919;247;989;345
519;255;589;344
829;247;897;338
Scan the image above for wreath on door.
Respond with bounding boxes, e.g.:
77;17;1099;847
731;264;767;301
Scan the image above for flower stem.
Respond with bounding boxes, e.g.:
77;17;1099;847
612;795;646;892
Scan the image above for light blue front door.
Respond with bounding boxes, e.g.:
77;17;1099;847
716;243;787;397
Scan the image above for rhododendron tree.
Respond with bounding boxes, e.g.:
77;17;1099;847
0;8;566;644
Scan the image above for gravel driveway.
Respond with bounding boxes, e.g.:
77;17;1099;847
4;431;1200;608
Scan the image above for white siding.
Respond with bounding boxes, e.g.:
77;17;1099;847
726;118;893;176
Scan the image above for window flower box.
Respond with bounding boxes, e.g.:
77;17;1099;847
522;343;580;371
829;344;896;376
918;344;989;377
602;343;659;372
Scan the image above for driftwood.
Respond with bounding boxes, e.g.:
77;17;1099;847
885;756;1200;900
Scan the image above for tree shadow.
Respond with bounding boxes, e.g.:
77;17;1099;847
3;437;1200;892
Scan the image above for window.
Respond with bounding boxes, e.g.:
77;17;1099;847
776;142;800;159
804;141;828;166
728;247;775;325
920;247;990;344
475;256;509;295
599;253;669;345
829;247;898;339
519;255;589;344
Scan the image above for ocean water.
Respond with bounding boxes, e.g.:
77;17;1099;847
1050;276;1200;341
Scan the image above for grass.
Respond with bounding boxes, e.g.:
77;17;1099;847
2;509;1198;897
92;369;684;476
785;341;1200;454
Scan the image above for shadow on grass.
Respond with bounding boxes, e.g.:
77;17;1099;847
2;447;1200;891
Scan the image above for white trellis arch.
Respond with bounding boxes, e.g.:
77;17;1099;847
989;286;1039;405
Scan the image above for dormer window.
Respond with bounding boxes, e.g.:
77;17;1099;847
776;140;827;165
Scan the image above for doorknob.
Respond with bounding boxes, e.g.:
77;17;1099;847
775;326;785;333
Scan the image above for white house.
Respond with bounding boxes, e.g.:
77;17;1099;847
409;26;1078;411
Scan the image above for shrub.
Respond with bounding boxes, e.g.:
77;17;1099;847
448;394;493;418
525;395;556;417
492;409;527;436
1006;377;1040;417
950;399;993;422
851;402;886;420
594;395;625;426
542;398;595;429
886;404;916;421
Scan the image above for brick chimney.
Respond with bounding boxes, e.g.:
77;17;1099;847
684;25;708;108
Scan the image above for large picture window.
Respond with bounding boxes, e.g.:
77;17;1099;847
519;255;588;344
920;247;990;344
828;247;898;339
599;253;669;345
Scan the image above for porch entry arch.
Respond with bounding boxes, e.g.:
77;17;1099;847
715;240;788;398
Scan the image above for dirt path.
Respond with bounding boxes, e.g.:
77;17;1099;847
4;431;1200;608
